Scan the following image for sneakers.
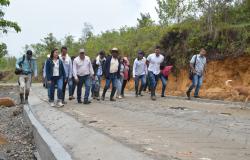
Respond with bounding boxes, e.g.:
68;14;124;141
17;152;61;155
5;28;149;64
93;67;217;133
50;102;56;107
83;100;91;104
57;101;64;107
69;96;75;100
194;96;201;98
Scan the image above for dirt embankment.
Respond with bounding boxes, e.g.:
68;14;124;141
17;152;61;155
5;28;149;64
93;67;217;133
166;55;250;100
126;55;250;101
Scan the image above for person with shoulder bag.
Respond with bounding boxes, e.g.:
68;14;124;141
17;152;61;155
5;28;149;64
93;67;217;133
15;50;38;104
186;48;207;100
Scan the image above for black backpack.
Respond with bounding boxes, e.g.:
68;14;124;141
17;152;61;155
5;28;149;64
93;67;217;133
15;55;25;75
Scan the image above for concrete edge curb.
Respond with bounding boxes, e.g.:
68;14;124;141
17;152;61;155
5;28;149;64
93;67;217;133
23;104;72;160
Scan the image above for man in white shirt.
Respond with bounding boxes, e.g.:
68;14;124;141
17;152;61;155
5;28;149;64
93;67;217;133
147;46;164;100
101;48;120;101
59;46;73;104
133;50;147;97
73;49;94;104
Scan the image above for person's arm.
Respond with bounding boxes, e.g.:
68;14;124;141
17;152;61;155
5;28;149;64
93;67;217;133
132;60;136;78
190;55;196;73
46;60;51;82
89;59;94;77
144;59;148;75
33;60;38;78
72;59;78;80
15;57;21;69
68;58;73;79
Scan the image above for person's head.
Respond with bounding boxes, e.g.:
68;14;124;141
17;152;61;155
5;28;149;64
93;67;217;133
79;49;85;60
155;45;161;56
26;50;33;60
111;48;119;58
119;56;124;63
61;46;68;55
99;50;106;59
200;48;207;57
123;57;129;65
137;50;144;60
50;48;59;59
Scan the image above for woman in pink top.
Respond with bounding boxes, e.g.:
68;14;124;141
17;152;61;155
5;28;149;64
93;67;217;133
121;57;130;97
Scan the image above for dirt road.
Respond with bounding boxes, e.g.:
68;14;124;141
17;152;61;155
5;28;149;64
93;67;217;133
32;84;250;160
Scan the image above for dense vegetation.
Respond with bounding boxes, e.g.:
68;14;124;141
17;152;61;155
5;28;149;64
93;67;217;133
1;0;250;80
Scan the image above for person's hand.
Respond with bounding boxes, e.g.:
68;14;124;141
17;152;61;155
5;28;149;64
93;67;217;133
91;75;95;80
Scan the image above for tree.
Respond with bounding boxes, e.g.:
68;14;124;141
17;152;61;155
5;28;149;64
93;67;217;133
155;0;194;25
80;22;93;43
137;13;155;28
0;0;21;57
41;33;61;53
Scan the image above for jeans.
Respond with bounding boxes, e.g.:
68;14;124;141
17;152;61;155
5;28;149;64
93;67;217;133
134;75;146;95
49;76;63;102
148;71;160;96
91;75;101;96
160;74;168;96
69;78;76;97
121;80;128;96
62;78;72;101
148;71;160;89
116;76;124;95
77;75;91;102
104;74;117;90
187;74;203;96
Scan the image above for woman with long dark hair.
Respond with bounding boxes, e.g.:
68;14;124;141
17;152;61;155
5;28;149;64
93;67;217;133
46;48;66;107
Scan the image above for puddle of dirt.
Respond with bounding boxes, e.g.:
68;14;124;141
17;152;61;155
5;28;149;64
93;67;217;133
0;135;8;145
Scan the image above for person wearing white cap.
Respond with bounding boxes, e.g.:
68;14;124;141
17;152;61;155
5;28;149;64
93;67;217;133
73;49;94;104
101;48;121;101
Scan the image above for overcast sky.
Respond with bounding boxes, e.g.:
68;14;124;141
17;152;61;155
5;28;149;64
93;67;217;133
1;0;158;57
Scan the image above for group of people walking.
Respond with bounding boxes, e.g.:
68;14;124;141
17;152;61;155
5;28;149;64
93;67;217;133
16;45;207;107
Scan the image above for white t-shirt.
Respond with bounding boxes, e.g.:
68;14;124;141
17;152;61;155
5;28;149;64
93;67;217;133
53;59;60;76
110;57;119;73
147;53;164;75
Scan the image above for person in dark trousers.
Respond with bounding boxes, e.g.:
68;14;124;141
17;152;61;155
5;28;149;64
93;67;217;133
120;57;130;98
133;50;147;97
59;47;73;104
46;48;66;107
69;55;76;100
101;48;120;101
91;50;106;100
147;46;164;101
73;49;94;104
159;53;172;97
186;48;207;99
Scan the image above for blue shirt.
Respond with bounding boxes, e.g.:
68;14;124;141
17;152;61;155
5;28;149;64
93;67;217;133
16;55;38;76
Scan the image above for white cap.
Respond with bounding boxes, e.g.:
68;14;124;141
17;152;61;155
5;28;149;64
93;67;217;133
79;49;85;53
111;48;118;51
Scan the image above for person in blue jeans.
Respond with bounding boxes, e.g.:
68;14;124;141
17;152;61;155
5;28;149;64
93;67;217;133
147;46;164;100
91;50;106;100
101;48;121;101
46;48;66;107
133;50;147;97
186;48;207;99
72;49;94;104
